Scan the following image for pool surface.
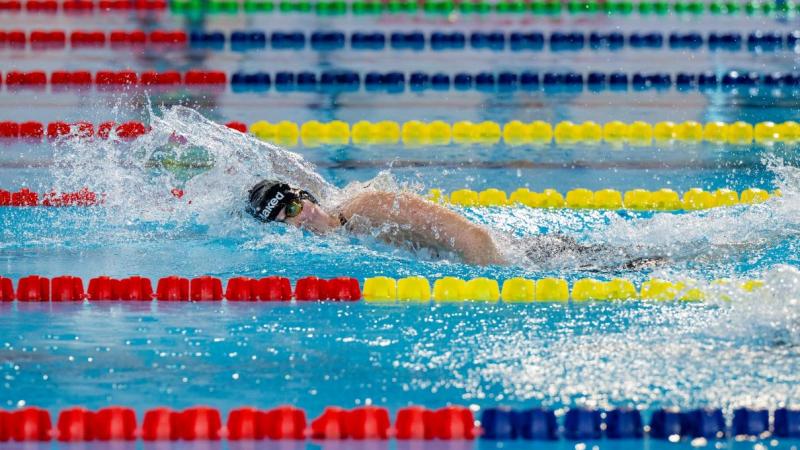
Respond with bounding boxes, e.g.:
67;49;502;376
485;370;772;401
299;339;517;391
2;3;800;449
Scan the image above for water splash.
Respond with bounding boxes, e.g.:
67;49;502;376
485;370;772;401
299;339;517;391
705;265;800;346
402;267;800;410
43;105;800;275
583;158;800;277
51;105;338;224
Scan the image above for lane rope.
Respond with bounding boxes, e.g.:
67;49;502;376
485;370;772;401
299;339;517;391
1;119;798;146
0;186;779;210
431;187;778;209
0;0;165;10
247;119;800;146
2;28;797;53
0;70;799;94
165;0;800;17
0;404;795;442
0;274;767;302
1;0;797;16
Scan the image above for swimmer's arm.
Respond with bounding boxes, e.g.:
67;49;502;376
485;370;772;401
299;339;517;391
341;192;506;266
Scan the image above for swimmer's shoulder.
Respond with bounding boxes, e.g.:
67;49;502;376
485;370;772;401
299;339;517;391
345;190;405;207
337;191;421;221
336;191;391;216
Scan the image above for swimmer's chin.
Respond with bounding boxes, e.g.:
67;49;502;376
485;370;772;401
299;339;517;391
296;216;344;235
299;223;337;235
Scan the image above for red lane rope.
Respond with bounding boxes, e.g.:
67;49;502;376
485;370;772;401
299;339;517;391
0;29;185;47
0;70;227;89
0;120;245;140
0;0;166;12
0;405;477;441
1;275;362;302
0;188;101;206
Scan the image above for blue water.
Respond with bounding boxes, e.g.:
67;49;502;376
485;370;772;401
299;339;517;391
2;7;800;450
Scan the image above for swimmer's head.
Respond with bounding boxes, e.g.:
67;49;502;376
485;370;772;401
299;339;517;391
247;180;337;233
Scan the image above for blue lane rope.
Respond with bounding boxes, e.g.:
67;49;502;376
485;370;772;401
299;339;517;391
230;69;800;92
182;29;800;52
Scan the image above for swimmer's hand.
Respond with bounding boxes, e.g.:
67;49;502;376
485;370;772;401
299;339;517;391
339;191;506;266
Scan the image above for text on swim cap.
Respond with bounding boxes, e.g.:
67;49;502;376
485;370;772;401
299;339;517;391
260;192;285;220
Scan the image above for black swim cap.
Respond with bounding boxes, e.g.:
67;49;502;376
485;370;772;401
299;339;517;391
247;180;293;223
246;180;319;223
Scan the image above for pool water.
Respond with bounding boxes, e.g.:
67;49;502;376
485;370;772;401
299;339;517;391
1;5;800;450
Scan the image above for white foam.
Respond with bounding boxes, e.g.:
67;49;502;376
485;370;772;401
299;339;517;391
590;158;800;269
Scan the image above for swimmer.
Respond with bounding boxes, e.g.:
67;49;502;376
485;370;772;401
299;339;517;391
246;180;663;268
247;179;506;265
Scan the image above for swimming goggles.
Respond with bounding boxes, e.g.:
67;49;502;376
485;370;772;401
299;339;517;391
277;190;317;222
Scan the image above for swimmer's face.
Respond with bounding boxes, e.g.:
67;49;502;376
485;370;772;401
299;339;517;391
276;199;337;233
